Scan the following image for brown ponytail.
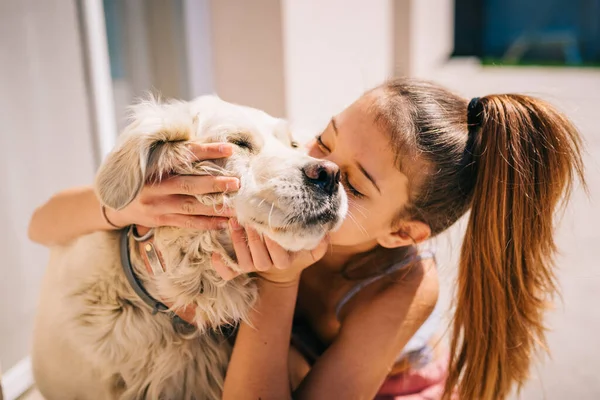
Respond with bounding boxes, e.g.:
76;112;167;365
444;95;585;399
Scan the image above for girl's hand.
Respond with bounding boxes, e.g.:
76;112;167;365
211;219;330;284
104;142;239;230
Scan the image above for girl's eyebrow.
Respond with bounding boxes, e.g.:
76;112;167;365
333;116;381;194
357;162;381;194
331;117;339;136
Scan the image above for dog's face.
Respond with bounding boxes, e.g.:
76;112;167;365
96;95;348;251
191;97;348;251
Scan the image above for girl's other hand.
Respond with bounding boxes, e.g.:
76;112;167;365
105;142;239;230
211;219;330;284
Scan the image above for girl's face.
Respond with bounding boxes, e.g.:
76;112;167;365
306;94;427;251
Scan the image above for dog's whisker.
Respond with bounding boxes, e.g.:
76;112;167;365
347;211;368;237
268;203;275;229
349;205;366;219
348;197;368;212
348;199;368;218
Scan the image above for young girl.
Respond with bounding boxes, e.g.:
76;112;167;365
29;78;584;399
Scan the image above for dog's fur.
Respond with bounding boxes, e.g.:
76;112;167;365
31;96;347;400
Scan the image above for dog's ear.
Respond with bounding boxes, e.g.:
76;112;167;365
95;98;195;210
272;120;300;148
95;131;156;210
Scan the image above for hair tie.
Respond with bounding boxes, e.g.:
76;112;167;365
467;97;483;131
463;97;483;170
466;97;483;150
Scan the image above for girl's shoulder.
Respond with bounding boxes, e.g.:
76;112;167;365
336;245;439;323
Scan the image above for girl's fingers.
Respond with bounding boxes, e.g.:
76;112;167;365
310;237;330;262
155;195;235;217
290;236;330;268
211;253;241;281
229;219;255;273
264;236;292;270
150;175;240;197
157;214;229;230
186;142;233;160
245;227;273;272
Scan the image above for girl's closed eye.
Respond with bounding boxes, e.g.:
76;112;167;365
342;173;364;198
316;134;329;152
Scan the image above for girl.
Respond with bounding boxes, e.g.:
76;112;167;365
29;79;584;399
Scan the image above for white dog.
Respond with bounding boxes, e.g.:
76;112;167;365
31;96;348;400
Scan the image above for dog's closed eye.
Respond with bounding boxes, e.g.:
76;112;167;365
228;134;254;152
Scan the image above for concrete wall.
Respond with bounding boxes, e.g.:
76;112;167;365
409;0;455;77
0;0;96;370
210;0;287;118
393;0;455;78
282;0;393;132
208;0;395;132
209;0;454;131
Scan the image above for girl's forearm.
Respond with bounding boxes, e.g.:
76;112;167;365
28;186;118;246
223;279;299;400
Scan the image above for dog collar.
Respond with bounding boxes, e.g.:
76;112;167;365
119;226;197;327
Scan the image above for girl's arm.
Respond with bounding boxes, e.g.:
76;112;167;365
28;143;238;246
28;185;123;246
216;222;440;400
224;279;301;399
218;220;328;399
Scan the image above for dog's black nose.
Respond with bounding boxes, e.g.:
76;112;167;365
302;161;340;196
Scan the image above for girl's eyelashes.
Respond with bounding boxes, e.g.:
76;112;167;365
342;173;365;198
316;134;329;152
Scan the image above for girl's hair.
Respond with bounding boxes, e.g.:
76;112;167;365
370;78;585;399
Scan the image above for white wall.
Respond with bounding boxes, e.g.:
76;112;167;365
211;0;287;118
183;0;214;99
408;0;455;77
209;0;452;133
0;0;96;372
208;0;454;132
281;0;394;132
392;0;455;78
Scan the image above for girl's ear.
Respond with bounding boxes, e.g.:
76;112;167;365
377;221;431;249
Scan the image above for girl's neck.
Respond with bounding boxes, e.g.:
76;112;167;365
316;240;379;274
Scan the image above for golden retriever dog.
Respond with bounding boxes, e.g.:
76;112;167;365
31;96;348;400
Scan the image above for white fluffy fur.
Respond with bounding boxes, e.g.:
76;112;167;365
31;95;347;400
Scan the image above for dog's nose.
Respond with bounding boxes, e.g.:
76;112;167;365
302;161;341;195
